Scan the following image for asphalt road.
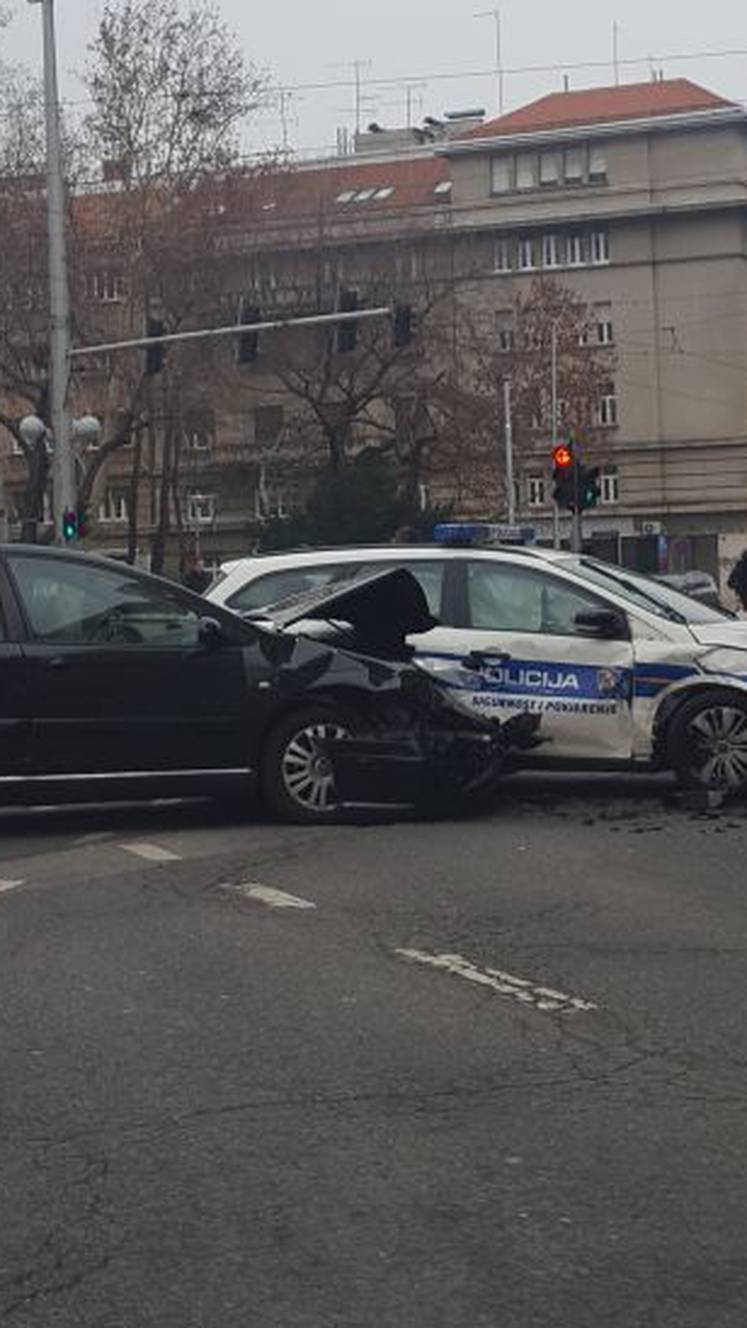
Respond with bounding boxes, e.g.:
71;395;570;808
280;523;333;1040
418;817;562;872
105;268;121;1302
1;775;747;1327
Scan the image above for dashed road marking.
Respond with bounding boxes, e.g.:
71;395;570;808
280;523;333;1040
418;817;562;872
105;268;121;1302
0;879;24;894
395;949;597;1014
120;841;182;864
223;883;317;911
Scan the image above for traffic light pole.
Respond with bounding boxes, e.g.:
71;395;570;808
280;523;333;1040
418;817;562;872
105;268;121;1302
571;467;583;554
29;0;75;544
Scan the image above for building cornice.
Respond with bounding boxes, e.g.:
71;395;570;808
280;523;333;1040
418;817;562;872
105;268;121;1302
439;107;746;157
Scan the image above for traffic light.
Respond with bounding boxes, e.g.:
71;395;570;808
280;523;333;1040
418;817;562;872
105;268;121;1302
578;465;601;511
77;506;90;539
552;442;576;510
237;300;260;364
393;302;415;348
336;287;359;353
145;319;166;376
62;508;78;542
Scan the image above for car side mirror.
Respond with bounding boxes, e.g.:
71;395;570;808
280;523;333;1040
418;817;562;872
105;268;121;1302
574;608;628;640
198;615;226;648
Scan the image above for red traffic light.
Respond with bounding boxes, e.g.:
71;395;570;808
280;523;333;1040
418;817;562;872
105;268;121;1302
552;443;574;468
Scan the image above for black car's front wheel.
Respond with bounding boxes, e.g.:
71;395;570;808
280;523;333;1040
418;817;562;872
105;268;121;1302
668;689;747;793
261;703;359;824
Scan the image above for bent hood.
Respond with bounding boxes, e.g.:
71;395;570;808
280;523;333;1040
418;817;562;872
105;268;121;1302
689;620;747;650
258;566;438;642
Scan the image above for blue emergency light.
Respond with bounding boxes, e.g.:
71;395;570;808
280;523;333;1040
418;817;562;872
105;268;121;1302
433;523;537;547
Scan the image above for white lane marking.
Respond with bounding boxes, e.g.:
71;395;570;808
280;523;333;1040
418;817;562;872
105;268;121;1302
223;883;317;911
0;879;24;894
120;842;182;863
395;950;597;1014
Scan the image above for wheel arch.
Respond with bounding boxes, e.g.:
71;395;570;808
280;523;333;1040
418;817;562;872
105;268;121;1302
652;677;747;765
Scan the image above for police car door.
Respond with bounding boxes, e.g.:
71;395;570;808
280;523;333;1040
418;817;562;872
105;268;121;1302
445;557;635;760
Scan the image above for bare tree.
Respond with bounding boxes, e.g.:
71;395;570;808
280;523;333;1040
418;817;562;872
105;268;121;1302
455;277;617;514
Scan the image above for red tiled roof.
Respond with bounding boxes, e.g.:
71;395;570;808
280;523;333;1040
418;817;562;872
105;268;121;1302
72;153;450;238
463;78;737;141
236;153;450;220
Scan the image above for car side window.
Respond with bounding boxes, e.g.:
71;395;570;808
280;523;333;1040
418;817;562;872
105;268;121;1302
467;561;603;635
227;563;350;613
358;561;445;618
8;555;202;647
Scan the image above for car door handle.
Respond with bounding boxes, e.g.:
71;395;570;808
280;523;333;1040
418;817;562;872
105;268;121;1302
47;656;70;670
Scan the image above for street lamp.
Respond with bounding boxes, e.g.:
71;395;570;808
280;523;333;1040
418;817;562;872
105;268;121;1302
26;0;75;543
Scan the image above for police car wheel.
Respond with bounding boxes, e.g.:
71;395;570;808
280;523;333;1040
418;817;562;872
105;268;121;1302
261;703;359;824
668;690;747;793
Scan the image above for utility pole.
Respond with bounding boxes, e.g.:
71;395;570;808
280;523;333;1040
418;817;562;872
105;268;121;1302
474;9;504;115
612;21;621;86
27;0;75;543
503;378;515;524
551;319;561;549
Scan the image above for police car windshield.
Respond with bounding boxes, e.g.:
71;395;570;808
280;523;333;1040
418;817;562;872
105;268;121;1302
567;558;728;624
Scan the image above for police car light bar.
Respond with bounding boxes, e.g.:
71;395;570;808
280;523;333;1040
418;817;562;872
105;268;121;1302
433;523;537;547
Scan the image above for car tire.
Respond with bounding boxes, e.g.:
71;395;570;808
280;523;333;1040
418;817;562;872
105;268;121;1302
261;703;361;824
667;689;747;793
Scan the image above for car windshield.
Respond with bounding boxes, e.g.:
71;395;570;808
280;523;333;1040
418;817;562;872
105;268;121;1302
560;557;730;625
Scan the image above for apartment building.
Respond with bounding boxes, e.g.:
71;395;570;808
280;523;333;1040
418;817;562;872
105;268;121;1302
441;78;747;579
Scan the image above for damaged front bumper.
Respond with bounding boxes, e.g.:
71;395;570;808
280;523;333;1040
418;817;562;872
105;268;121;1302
325;712;541;808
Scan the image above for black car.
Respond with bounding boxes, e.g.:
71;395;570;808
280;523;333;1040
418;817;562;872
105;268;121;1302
0;546;538;824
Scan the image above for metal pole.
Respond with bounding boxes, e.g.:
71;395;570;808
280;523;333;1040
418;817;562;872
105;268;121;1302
496;10;504;117
551;320;561;549
503;377;515;524
571;474;583;553
31;0;74;541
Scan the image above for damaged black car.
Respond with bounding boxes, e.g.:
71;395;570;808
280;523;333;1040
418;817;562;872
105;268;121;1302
0;548;540;824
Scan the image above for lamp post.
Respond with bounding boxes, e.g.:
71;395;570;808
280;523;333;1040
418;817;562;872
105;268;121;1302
26;0;75;543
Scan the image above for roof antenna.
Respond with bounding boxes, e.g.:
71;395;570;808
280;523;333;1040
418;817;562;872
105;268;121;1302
563;74;570;93
612;20;620;86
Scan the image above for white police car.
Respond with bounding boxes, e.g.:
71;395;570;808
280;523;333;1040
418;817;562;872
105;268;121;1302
207;526;747;793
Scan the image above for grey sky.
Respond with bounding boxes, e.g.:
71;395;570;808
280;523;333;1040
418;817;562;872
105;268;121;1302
3;0;746;158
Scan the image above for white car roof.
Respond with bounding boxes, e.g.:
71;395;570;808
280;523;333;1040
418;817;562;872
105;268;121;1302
218;544;571;575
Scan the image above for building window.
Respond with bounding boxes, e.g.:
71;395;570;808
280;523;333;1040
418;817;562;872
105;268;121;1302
542;233;563;269
539;151;561;186
491;156;512;193
498;327;514;352
589;147;608;183
187;492;217;525
600;467;619;504
596;319;614;345
527;474;546;507
598;384;618;427
98;488;128;523
516;153;538;190
518;236;537;271
567;233;586;267
494;237;513;272
254;405;284;445
86;271;126;303
564;147;585;183
591;230;610;265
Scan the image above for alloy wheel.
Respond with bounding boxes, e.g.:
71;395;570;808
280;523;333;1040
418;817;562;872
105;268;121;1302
686;705;747;789
281;721;349;813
